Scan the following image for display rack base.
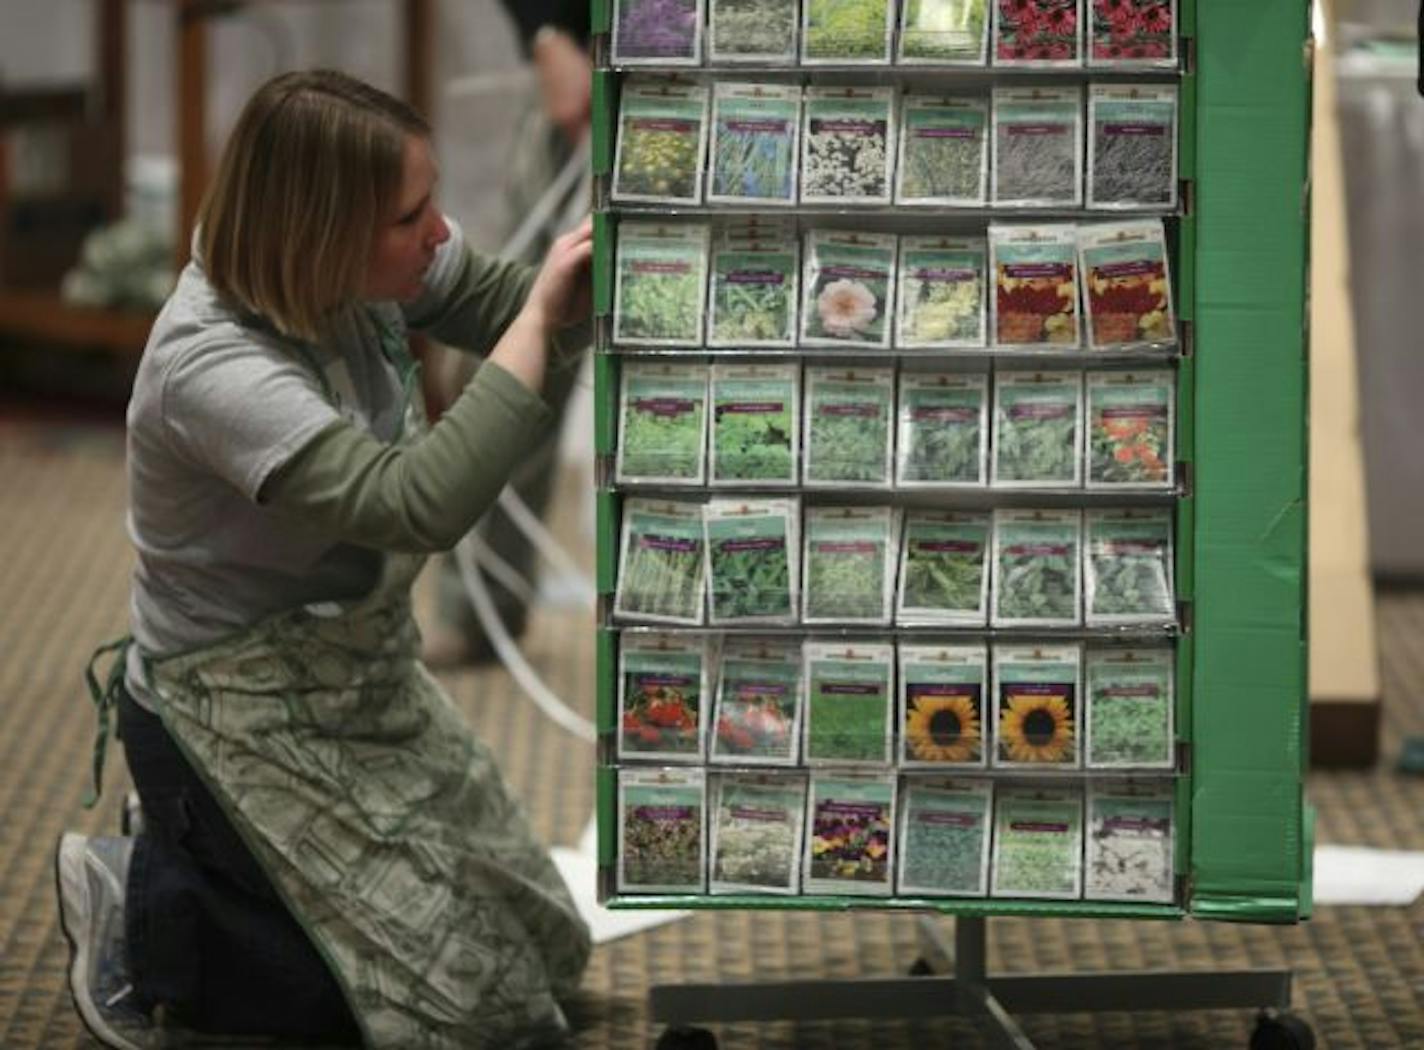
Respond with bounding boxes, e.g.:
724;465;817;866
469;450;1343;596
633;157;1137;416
649;916;1314;1050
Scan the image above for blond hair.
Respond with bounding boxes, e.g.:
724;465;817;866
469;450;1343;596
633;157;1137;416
196;70;430;342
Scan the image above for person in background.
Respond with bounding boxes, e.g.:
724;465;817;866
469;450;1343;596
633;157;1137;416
54;69;591;1050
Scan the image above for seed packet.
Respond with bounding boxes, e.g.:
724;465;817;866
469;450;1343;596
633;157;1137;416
800;88;896;204
704;497;800;626
991;784;1084;899
1088;0;1177;68
993;0;1084;67
709;363;799;487
1079;221;1176;350
1088;86;1178;210
802;505;897;625
804;772;897;896
708;83;801;206
898;0;991;64
991;89;1084;208
613;222;710;347
897;373;989;487
1085;647;1175;769
708;225;799;345
802;230;898;348
896;237;987;347
710;773;808;895
614;498;707;625
803;641;895;767
1086;371;1174;489
1085;780;1175;903
709;0;799;64
612;0;705;66
617;767;707;894
618;633;710;762
992;508;1083;627
992;371;1084;488
613;79;710;206
615;361;709;485
803;367;895;487
801;0;895;64
1084;509;1175;626
896;97;989;206
993;644;1081;768
896;511;991;625
710;637;804;766
897;777;994;897
990;224;1080;347
899;644;989;766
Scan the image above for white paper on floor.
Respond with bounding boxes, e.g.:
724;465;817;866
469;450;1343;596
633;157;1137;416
550;818;691;944
1313;846;1424;906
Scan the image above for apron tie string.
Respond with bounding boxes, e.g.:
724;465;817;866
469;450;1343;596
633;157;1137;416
82;635;132;808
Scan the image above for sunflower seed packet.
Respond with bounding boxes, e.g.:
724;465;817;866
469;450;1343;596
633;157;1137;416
613;79;710;206
992;509;1083;627
1084;509;1175;626
1085;647;1175;769
708;83;801;206
802;505;897;625
613;222;710;347
1088;85;1178;210
993;0;1084;67
899;643;989;767
612;0;705;65
704;498;800;626
896;372;988;487
1079;220;1176;350
802;230;897;347
992;644;1081;769
709;0;799;64
991;784;1084;899
1088;0;1177;69
804;367;895;487
990;223;1080;347
617;767;707;894
615;498;707;625
897;236;987;347
897;511;991;625
801;0;896;64
618;633;710;763
991;88;1084;207
896;98;989;207
710;773;808;895
1085;779;1175;903
898;0;990;64
710;362;800;486
800;87;896;204
897;776;994;897
615;361;709;485
1086;371;1175;490
708;224;799;345
992;371;1084;488
710;637;804;766
803;641;895;767
804;772;897;896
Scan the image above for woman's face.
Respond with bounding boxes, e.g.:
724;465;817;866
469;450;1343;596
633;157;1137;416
362;135;450;302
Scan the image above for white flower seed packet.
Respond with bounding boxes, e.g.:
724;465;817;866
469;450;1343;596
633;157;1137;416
899;643;989;768
709;0;800;64
1085;779;1176;903
991;508;1083;627
710;362;800;487
897;372;989;487
1085;647;1175;770
803;641;896;768
614;498;708;625
802;230;898;348
800;87;897;204
1087;85;1179;210
896;236;988;348
710;772;808;895
804;772;898;897
897;776;994;897
708;82;802;206
617;633;711;763
896;96;990;207
991;784;1084;899
613;222;710;347
612;79;710;206
802;505;897;625
710;637;804;767
704;497;800;626
1084;508;1175;626
991;87;1084;208
612;0;706;66
801;0;896;64
615;361;710;486
992;643;1082;769
896;510;991;625
803;366;896;487
617;767;707;895
992;371;1085;489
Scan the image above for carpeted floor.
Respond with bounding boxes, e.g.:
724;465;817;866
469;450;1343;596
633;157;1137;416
1;414;1421;1049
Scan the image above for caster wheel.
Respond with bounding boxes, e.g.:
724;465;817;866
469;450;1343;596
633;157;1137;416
655;1025;717;1050
1250;1010;1316;1050
909;957;936;976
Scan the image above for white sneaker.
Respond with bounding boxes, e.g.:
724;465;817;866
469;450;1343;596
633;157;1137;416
54;833;155;1050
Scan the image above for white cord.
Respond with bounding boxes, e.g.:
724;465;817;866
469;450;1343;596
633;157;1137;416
496;488;596;605
463;531;540;606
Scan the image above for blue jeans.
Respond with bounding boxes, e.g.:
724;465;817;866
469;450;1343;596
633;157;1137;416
118;685;362;1043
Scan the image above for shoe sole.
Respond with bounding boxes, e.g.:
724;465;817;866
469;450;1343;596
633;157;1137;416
54;833;145;1050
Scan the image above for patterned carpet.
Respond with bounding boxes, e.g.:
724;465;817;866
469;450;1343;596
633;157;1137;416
1;414;1421;1049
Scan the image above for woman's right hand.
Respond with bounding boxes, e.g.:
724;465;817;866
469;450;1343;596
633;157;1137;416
523;217;594;332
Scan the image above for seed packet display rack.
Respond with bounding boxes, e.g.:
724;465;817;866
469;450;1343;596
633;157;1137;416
588;2;1313;1047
